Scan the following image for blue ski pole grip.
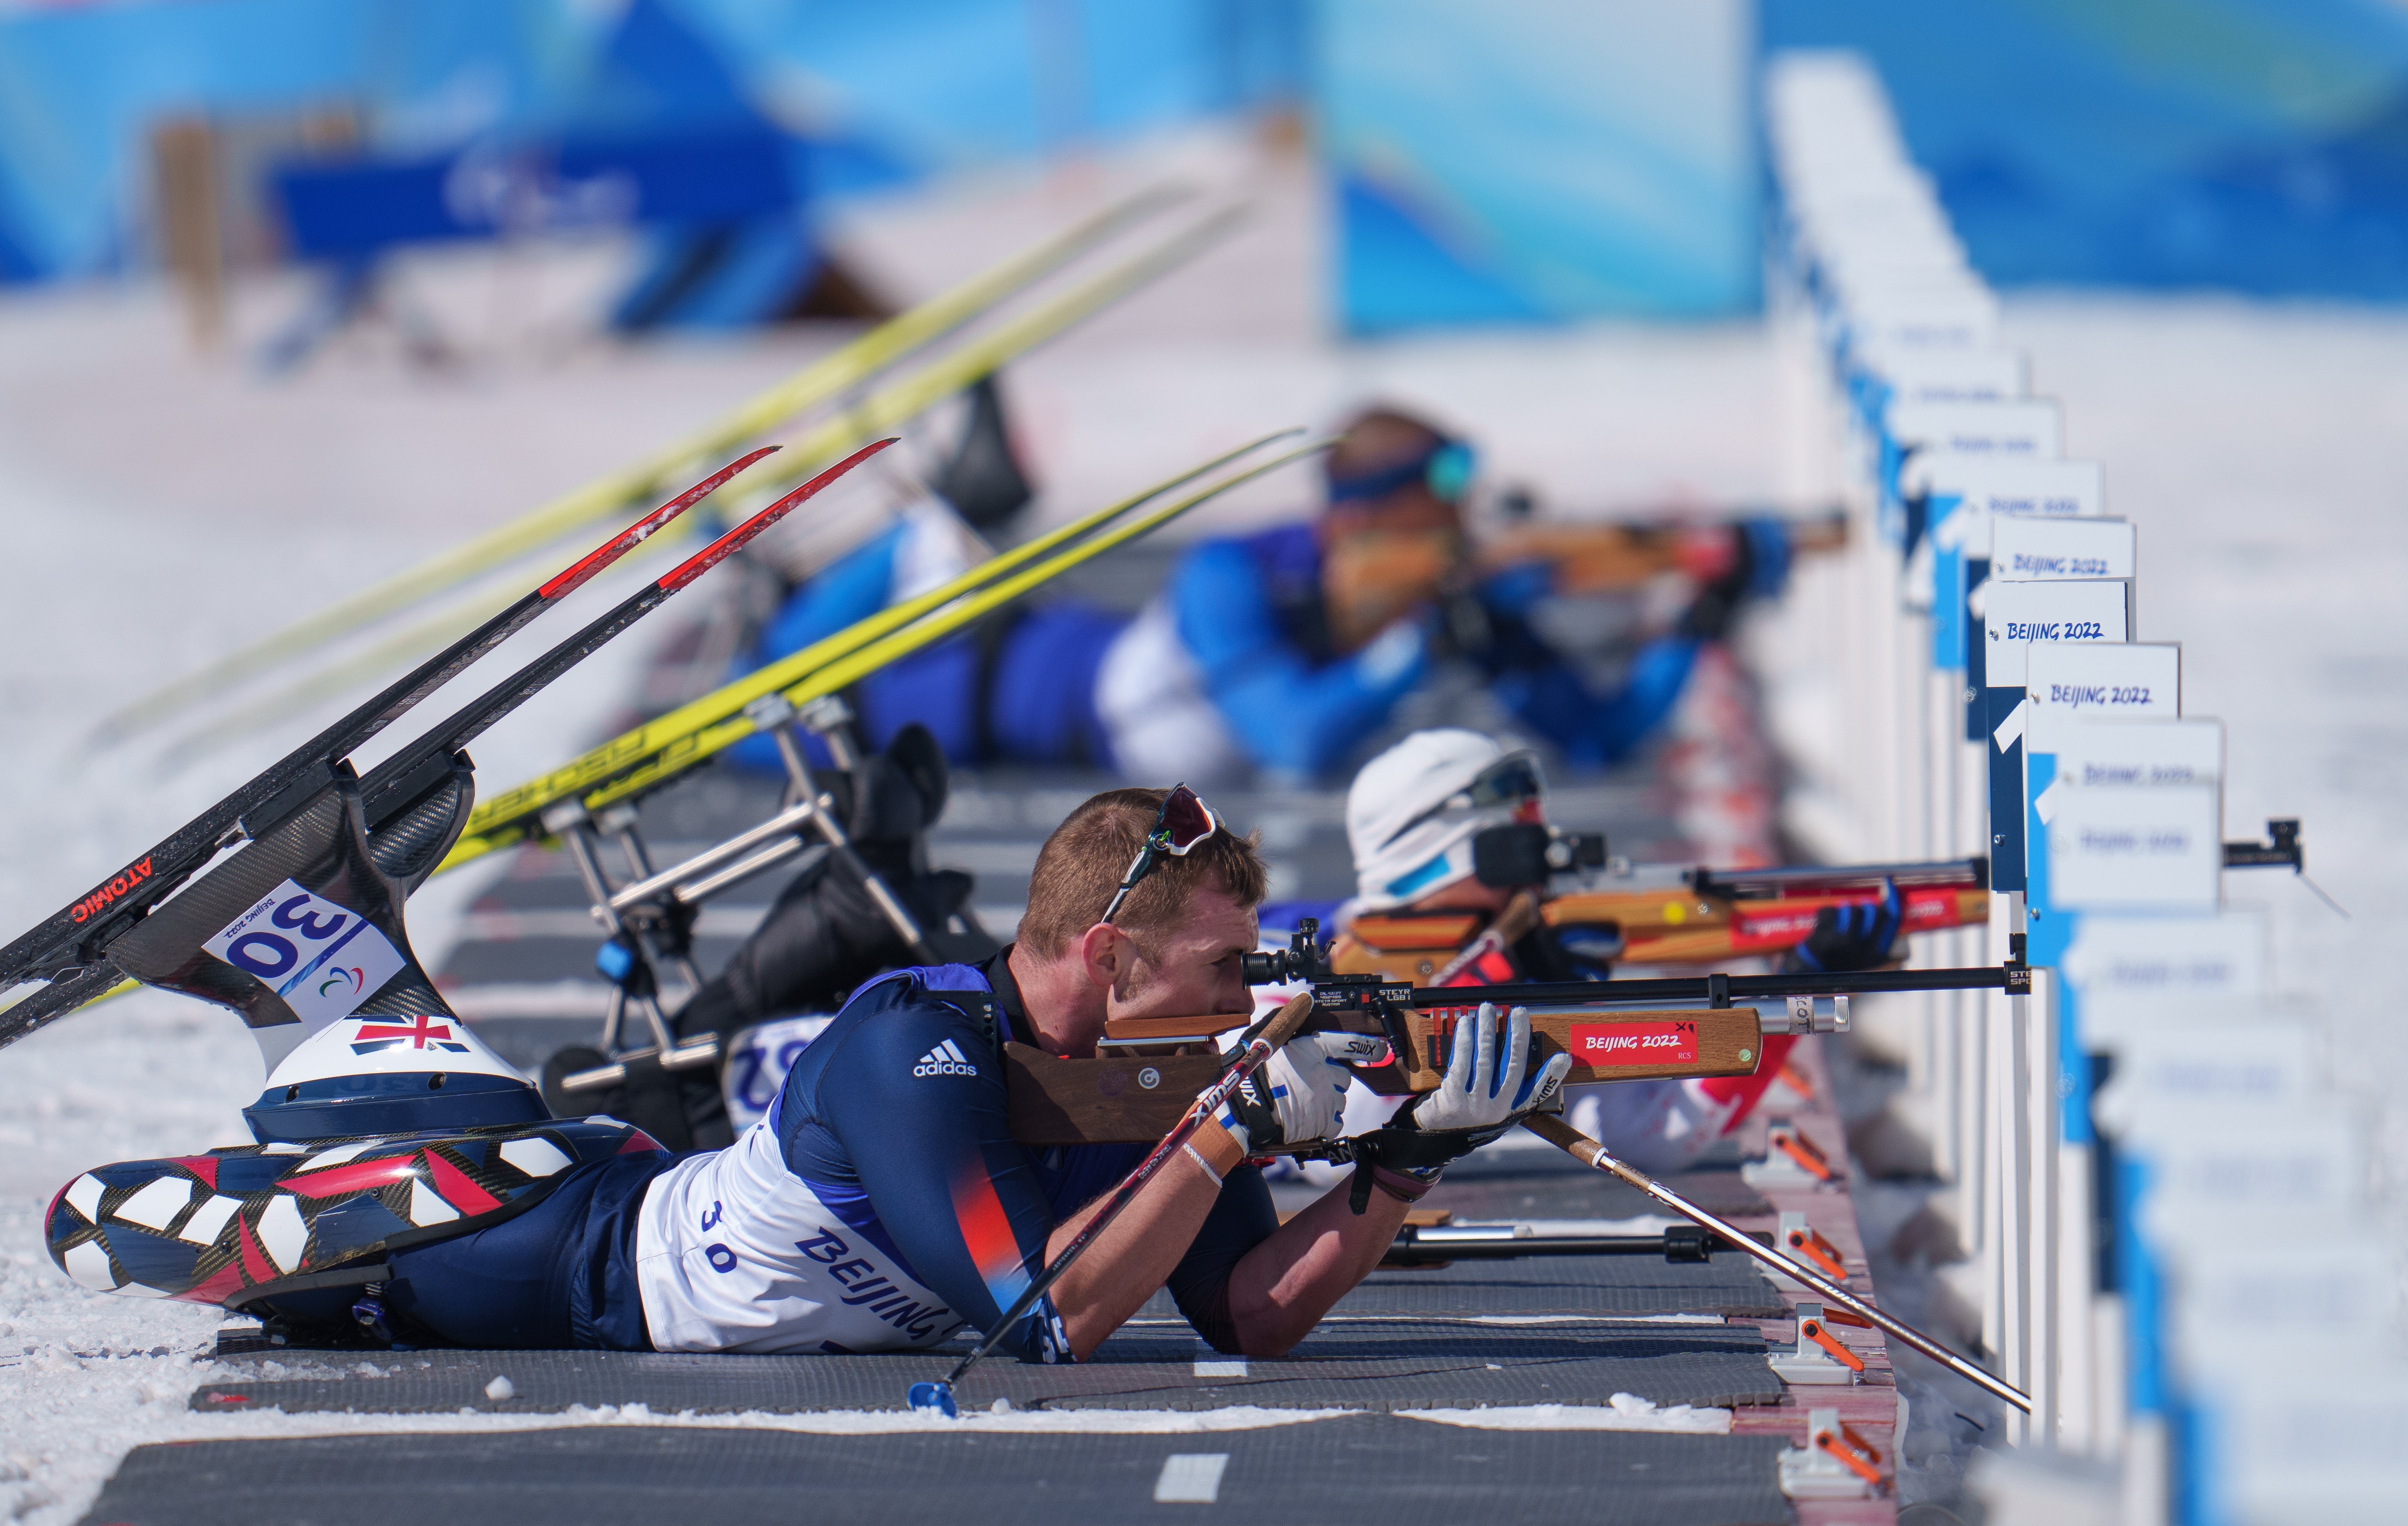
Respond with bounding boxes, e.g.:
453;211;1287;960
908;1381;958;1417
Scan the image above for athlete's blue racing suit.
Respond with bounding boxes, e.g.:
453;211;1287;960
1168;524;1720;777
340;951;1275;1357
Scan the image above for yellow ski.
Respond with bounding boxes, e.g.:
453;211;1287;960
89;186;1189;747
442;432;1321;871
133;203;1244;763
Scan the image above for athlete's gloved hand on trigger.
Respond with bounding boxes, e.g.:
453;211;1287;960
1676;519;1792;643
1215;1032;1383;1152
1348;1004;1571;1184
1787;879;1903;973
1401;1002;1571;1136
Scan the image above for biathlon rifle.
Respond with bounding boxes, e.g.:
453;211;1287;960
90;185;1194;747
0;442;895;1050
1334;849;1991;977
999;920;2032;1148
1336;817;2327;978
1480;508;1847;597
1318;510;1849;652
945;960;2036;1418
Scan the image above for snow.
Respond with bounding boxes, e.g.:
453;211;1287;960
1;119;2403;1519
1401;1392;1733;1434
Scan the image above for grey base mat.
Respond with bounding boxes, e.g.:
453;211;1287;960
1138;1239;1787;1322
87;1415;1792;1526
198;1320;1781;1414
1412;1146;1773;1222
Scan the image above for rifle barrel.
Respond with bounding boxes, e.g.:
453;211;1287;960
1689;856;1987;894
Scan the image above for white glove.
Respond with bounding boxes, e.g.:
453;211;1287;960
1400;1003;1571;1135
1216;1031;1385;1150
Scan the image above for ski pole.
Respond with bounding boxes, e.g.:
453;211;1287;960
1522;1112;2029;1413
907;992;1319;1417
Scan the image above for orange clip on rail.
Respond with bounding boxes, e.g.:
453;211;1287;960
1786;1224;1849;1280
1813;1418;1885;1487
1800;1317;1866;1373
1771;1125;1836;1181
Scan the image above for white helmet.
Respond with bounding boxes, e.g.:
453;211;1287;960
1347;729;1547;910
243;1012;547;1143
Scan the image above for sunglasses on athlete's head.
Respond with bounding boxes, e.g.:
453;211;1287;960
1100;784;1223;926
1378;751;1548;851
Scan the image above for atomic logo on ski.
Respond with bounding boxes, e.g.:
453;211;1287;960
69;857;154;924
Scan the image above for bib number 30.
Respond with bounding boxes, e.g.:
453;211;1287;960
205;877;409;1029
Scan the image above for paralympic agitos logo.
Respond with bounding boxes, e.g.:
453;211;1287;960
70;857;155;924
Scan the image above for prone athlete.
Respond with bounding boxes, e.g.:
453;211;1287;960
1278;728;1904;1170
725;404;1792;785
228;786;1569;1357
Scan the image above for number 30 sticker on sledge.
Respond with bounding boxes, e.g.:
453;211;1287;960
1569;1021;1698;1067
204;879;407;1027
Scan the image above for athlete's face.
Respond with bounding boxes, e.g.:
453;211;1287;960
1111;883;1260;1023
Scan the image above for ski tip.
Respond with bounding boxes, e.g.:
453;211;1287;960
539;446;786;602
907;1381;958;1418
654;437;901;595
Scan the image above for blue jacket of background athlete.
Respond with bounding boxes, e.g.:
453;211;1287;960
1168;523;1710;777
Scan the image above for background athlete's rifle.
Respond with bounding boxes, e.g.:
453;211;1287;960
1332;849;1989;978
1319;509;1851;653
1343;819;2327;977
1001;921;2031;1146
1480;509;1847;596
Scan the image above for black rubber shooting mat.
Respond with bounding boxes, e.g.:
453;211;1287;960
1289;1256;1786;1320
196;1319;1781;1414
84;1415;1794;1526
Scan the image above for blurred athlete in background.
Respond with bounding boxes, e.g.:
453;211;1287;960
724;400;1791;785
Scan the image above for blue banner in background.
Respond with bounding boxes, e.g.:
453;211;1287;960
1317;0;1760;332
1766;0;2408;298
0;0;1307;286
11;0;2408;309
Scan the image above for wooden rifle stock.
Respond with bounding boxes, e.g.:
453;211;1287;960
1010;1004;1762;1146
1480;510;1847;596
1320;511;1852;649
1546;882;1988;965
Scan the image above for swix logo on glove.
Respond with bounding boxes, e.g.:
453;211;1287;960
911;1039;979;1078
205;878;407;1028
1325;1033;1392;1066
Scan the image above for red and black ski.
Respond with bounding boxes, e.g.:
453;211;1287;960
0;441;840;1037
355;438;897;819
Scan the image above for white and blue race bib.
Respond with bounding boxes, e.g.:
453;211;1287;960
205;878;407;1028
721;1014;836;1130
